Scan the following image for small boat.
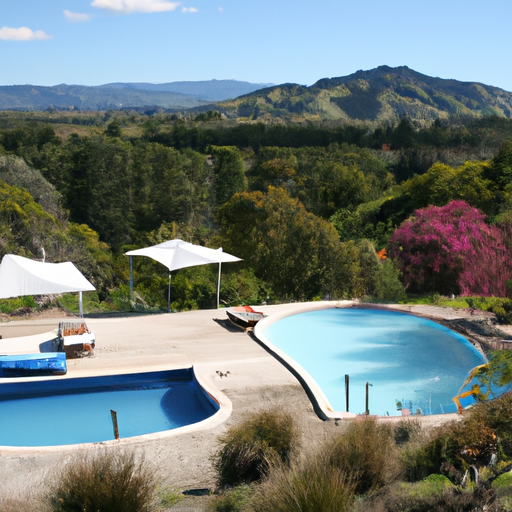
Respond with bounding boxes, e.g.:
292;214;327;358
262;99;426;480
0;352;67;377
226;306;266;330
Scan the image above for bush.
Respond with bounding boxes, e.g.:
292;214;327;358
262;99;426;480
328;418;398;495
372;259;407;302
394;419;422;446
402;395;512;483
211;410;298;487
357;481;496;512
0;295;38;314
250;456;356;512
46;449;157;512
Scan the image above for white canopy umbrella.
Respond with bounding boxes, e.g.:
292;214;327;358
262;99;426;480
125;239;242;309
0;254;96;317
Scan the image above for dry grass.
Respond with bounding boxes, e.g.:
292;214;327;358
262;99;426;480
211;409;299;488
44;448;158;512
250;455;356;512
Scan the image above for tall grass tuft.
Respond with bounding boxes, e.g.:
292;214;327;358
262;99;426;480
212;409;298;488
46;449;157;512
327;417;398;495
250;456;356;512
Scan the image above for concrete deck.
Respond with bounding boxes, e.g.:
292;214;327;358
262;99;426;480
0;301;475;496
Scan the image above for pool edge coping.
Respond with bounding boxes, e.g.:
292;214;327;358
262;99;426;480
253;300;480;421
254;300;357;421
0;365;232;453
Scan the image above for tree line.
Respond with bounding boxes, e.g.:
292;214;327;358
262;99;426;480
0;115;512;311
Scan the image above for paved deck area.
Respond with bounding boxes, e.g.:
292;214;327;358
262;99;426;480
0;301;484;499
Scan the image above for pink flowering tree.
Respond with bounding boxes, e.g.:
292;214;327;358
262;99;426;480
388;200;512;296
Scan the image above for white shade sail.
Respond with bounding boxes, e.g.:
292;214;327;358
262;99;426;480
0;254;95;299
125;239;242;309
125;239;241;271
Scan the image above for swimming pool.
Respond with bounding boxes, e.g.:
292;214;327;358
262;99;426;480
257;307;487;417
0;368;220;447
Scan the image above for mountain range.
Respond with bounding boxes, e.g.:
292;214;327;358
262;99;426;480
0;80;274;111
1;67;512;123
215;66;512;122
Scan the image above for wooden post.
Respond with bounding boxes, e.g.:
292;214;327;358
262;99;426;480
345;374;349;412
365;382;372;415
110;409;120;440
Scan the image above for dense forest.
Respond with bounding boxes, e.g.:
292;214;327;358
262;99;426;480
1;110;512;316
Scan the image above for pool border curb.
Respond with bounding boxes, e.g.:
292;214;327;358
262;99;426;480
0;365;232;453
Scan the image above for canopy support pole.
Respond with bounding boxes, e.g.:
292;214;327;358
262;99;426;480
167;273;172;312
129;256;133;299
79;291;83;318
217;262;222;309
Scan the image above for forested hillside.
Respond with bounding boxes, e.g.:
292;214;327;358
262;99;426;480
1;109;512;316
217;66;512;123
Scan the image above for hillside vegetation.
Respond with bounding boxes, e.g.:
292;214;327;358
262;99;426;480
218;66;512;123
0;103;512;315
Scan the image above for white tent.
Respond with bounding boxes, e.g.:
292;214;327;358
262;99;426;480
0;254;95;317
125;239;242;309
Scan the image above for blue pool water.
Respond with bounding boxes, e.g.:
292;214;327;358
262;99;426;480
262;308;487;416
0;369;219;446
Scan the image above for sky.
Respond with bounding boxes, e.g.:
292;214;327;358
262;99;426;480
1;0;512;91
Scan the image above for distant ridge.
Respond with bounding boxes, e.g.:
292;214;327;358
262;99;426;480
1;68;511;122
102;79;275;102
215;66;512;122
0;80;274;111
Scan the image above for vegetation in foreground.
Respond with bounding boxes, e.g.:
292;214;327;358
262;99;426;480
208;400;512;512
2;399;512;511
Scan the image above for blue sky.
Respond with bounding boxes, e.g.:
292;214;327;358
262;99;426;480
1;0;511;91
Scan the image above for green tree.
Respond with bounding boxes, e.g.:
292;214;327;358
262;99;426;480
209;145;246;206
372;259;407;302
65;135;132;251
105;119;123;138
218;187;359;300
485;140;512;189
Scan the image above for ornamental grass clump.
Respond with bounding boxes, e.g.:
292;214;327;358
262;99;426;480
212;409;298;488
46;449;157;512
250;456;356;512
326;418;399;495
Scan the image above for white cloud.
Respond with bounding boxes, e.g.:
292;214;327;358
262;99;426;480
182;6;197;12
91;0;180;14
64;10;93;22
0;26;52;41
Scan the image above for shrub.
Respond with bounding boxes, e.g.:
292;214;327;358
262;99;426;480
250;456;356;512
388;200;512;296
211;409;298;488
357;481;496;512
402;395;512;483
328;418;398;495
493;471;512;489
46;449;157;512
0;295;38;314
394;419;422;446
372;259;407;302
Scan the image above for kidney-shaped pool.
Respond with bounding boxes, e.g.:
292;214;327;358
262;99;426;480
259;307;487;416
